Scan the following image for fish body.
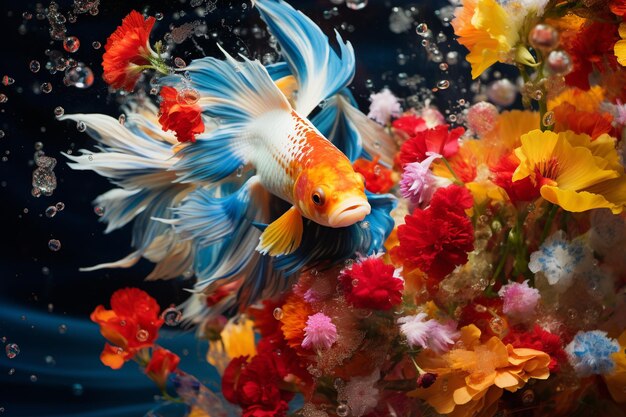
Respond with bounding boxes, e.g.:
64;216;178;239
247;109;371;229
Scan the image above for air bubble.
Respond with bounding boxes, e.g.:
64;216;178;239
542;111;554;127
48;239;61;251
77;121;86;132
136;329;149;342
30;60;41;73
54;106;64;117
92;41;101;49
155;12;164;20
161;307;182;326
273;307;284;320
345;0;368;10
45;206;57;218
41;83;52;94
2;76;14;86
416;23;428;35
94;206;105;217
63;36;80;53
174;57;186;68
5;344;20;359
437;79;450;90
64;64;94;89
0;94;7;104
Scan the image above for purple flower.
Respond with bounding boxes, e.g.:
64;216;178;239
301;312;338;350
398;313;459;354
399;153;444;205
498;280;541;320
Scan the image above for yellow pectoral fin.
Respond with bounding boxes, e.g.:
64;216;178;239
256;207;303;256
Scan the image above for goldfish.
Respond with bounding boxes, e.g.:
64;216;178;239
61;0;396;313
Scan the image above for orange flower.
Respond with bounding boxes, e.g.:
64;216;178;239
102;10;164;91
145;347;180;390
280;293;313;353
353;156;395;193
552;102;615;140
158;86;205;143
91;288;164;369
411;325;550;417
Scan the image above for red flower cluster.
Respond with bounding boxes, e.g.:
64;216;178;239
563;22;620;90
158;86;205;143
398;124;463;166
491;153;541;203
393;185;474;288
339;255;404;310
552;102;615;139
90;288;164;369
392;114;428;136
353;157;395;193
503;325;567;372
458;296;505;339
222;352;294;417
102;11;157;92
610;0;626;16
146;347;180;390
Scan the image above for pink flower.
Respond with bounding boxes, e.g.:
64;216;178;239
498;280;541;320
397;313;459;354
301;312;338;350
399;153;448;205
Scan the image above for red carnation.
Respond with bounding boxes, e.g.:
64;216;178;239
503;325;567;372
392;114;428;136
393;186;474;285
398;125;463;166
491;153;541;203
222;352;294;417
159;86;205;143
353;157;395;193
563;22;619;90
429;184;474;214
145;347;180;390
90;288;164;369
611;0;626;16
102;11;163;91
339;255;404;310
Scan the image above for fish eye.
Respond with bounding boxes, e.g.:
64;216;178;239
311;188;325;206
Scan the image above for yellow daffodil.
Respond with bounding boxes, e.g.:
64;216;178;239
513;130;626;214
411;325;550;417
451;0;522;79
604;330;626;403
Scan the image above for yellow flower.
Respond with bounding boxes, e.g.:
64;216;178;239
604;330;626;403
411;325;550;417
513;130;626;214
615;23;626;67
548;86;605;113
451;0;520;79
206;317;257;374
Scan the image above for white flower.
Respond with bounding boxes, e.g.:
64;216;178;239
528;230;594;291
367;89;401;125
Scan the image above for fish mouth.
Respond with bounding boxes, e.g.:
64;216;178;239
327;197;371;228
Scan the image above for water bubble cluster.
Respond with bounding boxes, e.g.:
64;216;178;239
32;154;57;197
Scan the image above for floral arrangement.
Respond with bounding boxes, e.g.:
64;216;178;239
79;0;626;416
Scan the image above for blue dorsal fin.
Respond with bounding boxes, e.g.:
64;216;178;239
253;0;355;116
311;89;397;167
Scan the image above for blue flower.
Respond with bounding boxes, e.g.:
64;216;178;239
565;330;620;377
528;230;593;291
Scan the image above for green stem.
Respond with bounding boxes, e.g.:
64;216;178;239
441;157;463;185
540;204;559;244
492;238;511;284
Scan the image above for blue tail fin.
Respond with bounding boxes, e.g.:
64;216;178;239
60;109;194;280
253;0;355;116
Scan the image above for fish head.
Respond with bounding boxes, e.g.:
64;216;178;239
293;158;371;228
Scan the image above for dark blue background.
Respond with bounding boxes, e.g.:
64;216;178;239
0;0;458;415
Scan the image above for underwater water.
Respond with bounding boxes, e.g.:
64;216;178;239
1;0;626;416
0;2;452;414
